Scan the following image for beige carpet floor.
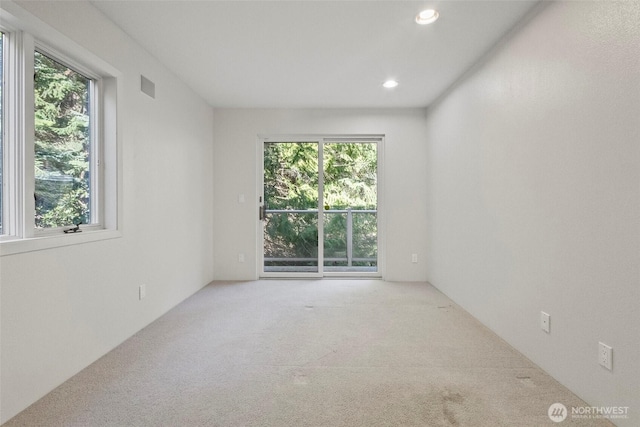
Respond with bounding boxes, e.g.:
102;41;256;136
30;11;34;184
4;280;613;426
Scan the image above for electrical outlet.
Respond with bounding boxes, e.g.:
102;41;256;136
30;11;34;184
411;253;418;263
139;284;146;300
540;311;550;333
238;253;245;263
598;342;612;370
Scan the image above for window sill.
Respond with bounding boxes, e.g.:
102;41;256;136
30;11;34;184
0;228;122;256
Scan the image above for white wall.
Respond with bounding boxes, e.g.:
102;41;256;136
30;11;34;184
425;2;639;425
0;1;214;423
212;108;428;282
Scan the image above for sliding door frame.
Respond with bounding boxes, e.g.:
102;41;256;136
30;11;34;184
257;134;385;279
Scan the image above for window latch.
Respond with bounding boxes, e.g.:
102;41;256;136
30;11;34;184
63;223;82;234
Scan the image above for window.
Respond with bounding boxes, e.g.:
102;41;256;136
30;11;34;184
0;4;120;255
34;51;94;229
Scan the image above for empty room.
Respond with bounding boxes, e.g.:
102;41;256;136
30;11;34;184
0;0;638;426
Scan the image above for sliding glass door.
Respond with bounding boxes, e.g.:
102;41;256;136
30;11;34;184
262;141;320;273
322;142;377;273
260;137;381;277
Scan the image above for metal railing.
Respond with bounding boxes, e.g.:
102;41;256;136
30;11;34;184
264;208;377;267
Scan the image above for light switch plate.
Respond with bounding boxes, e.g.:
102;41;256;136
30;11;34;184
540;311;550;333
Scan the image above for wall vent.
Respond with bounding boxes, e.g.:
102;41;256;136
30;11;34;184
141;75;155;99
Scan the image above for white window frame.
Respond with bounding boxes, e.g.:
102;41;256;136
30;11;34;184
0;24;23;240
0;1;122;256
32;44;103;237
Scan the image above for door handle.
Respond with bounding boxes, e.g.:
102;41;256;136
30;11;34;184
259;201;268;221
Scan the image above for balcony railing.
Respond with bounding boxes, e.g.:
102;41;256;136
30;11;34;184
264;208;377;270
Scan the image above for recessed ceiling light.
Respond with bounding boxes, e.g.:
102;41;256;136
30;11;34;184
383;80;398;89
416;9;439;25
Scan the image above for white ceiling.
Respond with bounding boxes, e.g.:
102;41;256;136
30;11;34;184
90;0;539;108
